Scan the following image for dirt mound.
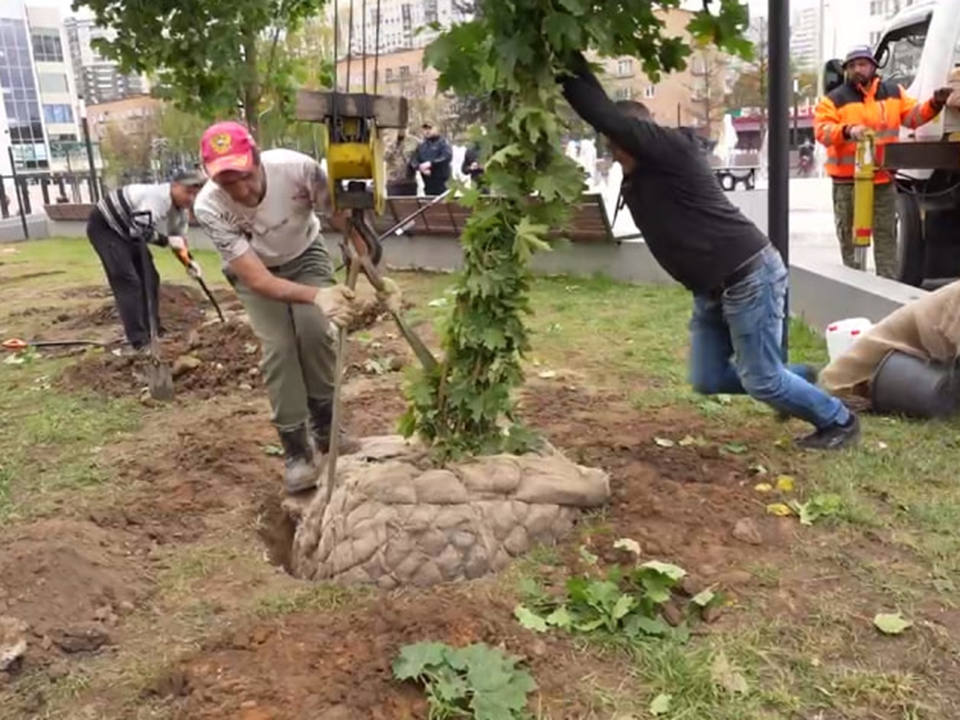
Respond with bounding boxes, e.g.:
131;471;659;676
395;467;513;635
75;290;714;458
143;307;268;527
65;283;223;334
0;520;146;660
60;319;262;400
519;384;791;584
89;403;283;543
157;585;609;719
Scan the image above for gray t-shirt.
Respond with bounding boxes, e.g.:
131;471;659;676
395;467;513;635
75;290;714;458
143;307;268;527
194;148;329;268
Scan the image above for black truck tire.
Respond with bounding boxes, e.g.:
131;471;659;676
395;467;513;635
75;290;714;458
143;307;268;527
896;191;924;288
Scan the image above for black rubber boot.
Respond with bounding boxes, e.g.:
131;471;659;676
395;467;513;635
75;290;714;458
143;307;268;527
307;397;360;455
278;425;317;494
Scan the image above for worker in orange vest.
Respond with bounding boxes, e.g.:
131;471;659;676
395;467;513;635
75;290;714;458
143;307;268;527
814;46;952;279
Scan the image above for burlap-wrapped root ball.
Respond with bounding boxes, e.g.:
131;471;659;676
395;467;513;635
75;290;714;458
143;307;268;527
291;436;610;588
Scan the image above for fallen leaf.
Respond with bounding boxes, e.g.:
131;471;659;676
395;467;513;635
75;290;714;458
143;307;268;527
754;483;773;493
722;442;748;455
877;441;889;450
262;444;284;457
766;503;793;517
710;650;749;694
649;693;672;716
654;437;676;448
514;605;548;633
775;475;796;493
679;435;702;447
874;612;912;635
691;588;717;607
613;538;642;557
578;546;599;566
749;463;768;476
537;370;557;379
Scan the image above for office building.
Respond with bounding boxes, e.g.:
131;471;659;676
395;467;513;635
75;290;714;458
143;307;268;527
328;0;469;59
791;7;819;69
64;16;148;105
0;0;82;174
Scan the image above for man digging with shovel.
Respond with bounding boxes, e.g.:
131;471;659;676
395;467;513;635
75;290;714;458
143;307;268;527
193;121;399;494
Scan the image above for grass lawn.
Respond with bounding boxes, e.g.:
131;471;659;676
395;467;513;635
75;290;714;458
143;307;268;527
1;237;959;719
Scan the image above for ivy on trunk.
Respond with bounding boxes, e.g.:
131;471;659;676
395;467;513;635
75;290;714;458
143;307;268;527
399;0;751;458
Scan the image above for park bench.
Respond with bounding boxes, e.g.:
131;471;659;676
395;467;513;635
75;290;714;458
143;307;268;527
338;191;631;245
44;203;95;222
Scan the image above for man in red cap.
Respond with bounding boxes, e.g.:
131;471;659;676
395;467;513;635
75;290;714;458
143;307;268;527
193;121;380;494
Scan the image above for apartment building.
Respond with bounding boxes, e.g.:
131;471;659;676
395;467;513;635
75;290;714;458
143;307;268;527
0;0;83;174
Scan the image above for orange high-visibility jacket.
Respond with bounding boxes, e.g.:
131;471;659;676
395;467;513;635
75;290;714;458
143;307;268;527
814;77;940;184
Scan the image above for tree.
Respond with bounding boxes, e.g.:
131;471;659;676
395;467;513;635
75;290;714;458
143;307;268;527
728;16;768;133
400;0;750;458
74;0;329;140
688;49;730;138
99;116;158;184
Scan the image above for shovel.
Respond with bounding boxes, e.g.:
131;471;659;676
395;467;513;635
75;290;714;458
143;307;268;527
138;238;174;401
2;338;112;351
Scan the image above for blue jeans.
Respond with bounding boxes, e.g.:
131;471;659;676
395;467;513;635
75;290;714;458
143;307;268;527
689;247;849;430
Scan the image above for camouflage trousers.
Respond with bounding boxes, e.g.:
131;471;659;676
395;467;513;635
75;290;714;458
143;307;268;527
832;181;898;279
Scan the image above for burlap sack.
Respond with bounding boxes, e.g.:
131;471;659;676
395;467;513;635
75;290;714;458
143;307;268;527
291;436;610;587
821;280;960;397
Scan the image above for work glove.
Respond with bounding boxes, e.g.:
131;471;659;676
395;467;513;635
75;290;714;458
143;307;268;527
932;86;957;109
168;236;188;252
186;260;202;279
314;285;357;329
376;276;403;314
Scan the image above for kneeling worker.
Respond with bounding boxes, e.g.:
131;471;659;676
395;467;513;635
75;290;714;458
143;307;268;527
193;121;390;494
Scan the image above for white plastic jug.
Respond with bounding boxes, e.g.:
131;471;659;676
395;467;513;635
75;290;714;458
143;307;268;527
825;317;873;362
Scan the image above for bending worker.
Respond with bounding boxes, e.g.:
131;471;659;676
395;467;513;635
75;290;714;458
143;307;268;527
87;169;205;351
814;45;952;278
193;121;395;495
559;51;859;451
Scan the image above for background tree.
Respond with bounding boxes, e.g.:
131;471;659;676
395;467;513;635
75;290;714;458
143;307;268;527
687;49;730;138
401;0;751;457
99;121;156;184
74;0;330;139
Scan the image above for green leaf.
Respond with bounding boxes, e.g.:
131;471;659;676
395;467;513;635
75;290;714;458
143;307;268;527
612;594;637;622
640;561;687;582
545;606;573;629
574;617;606;633
514;604;549;633
649;693;673;716
392;641;450;680
262;444;283;457
874;612;913;635
626;614;669;637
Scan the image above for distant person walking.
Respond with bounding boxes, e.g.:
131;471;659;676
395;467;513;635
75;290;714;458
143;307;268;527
814;45;952;278
410;122;453;196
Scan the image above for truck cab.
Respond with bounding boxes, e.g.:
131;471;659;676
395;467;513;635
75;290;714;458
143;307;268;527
823;0;960;288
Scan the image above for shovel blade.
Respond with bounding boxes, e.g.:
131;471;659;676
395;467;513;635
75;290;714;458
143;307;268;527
146;362;175;401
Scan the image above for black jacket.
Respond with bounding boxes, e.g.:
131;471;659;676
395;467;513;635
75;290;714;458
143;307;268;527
462;145;484;180
560;54;769;294
410;136;453;184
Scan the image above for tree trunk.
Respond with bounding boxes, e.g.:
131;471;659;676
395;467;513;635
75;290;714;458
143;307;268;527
242;30;261;141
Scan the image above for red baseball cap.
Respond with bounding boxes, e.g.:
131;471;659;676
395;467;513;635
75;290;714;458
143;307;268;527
200;121;257;179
